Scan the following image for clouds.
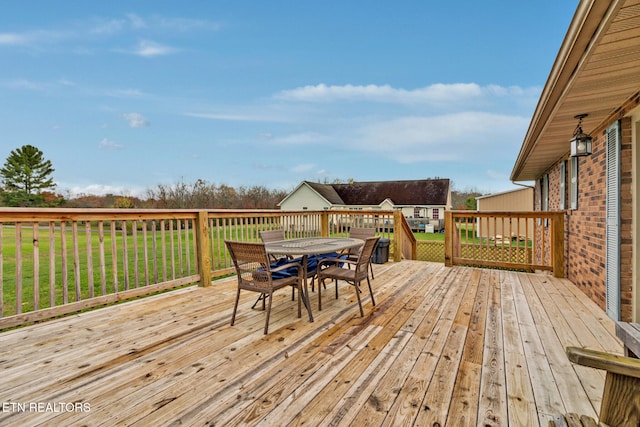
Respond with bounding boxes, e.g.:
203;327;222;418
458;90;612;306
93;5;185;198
125;40;177;57
355;112;529;163
98;138;123;150
189;82;535;166
0;33;29;45
274;83;539;107
122;113;149;128
0;12;220;57
179;82;533;192
0;2;556;197
276;83;484;104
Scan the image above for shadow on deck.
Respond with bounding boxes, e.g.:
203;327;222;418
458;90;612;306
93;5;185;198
0;261;622;426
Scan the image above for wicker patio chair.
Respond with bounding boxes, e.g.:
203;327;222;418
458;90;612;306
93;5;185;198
259;229;295;304
347;227;376;279
225;240;303;334
316;236;380;317
259;229;287;247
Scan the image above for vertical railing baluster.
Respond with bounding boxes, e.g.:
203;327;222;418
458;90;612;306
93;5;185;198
177;220;184;277
72;221;81;301
110;221;118;293
169;220;176;280
16;223;23;314
61;222;68;304
85;221;94;299
98;221;106;296
48;222;55;308
142;220;149;286
132;221;139;288
33;223;40;311
184;219;191;274
152;220;158;283
161;220;167;282
121;220;129;291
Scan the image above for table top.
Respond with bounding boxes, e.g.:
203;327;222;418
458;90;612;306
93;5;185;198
265;237;364;255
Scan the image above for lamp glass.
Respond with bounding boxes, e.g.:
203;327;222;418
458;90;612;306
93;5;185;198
570;134;592;157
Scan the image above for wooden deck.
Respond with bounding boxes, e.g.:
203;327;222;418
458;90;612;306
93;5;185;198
0;261;622;426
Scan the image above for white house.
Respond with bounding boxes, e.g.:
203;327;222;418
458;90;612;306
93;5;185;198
279;179;451;229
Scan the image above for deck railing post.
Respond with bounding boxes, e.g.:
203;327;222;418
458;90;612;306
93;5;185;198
552;212;565;278
320;211;329;237
393;210;403;262
196;211;212;287
444;211;453;267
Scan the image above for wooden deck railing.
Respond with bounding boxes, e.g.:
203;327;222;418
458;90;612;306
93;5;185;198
444;210;564;277
0;208;414;329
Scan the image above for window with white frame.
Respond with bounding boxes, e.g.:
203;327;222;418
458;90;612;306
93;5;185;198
432;209;439;219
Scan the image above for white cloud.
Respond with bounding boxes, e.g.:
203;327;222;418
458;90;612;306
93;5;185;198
291;164;315;173
355;112;529;163
98;138;123;150
106;88;146;98
184;112;288;123
276;83;480;103
62;183;145;198
270;132;327;145
127;40;177;57
123;112;149;128
4;79;48;90
275;82;538;106
0;33;29;45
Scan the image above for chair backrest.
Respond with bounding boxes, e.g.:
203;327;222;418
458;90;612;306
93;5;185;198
354;236;380;278
225;240;272;286
259;229;286;243
349;227;376;240
349;228;376;254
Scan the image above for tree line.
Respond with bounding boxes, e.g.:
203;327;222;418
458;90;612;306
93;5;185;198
1;144;483;210
0;145;287;209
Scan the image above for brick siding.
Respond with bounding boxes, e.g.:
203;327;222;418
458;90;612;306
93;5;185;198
535;117;633;321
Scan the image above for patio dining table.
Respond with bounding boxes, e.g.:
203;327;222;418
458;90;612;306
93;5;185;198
265;237;364;322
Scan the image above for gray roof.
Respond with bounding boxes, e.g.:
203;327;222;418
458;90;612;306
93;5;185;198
304;179;450;206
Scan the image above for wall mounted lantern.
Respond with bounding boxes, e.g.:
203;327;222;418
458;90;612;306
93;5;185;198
570;113;592;157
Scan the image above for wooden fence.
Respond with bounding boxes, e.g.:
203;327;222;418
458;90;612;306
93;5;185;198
0;208;413;329
444;210;564;277
1;207;566;329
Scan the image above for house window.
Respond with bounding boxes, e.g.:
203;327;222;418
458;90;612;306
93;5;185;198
414;207;421;218
570;157;578;209
541;174;549;211
559;161;566;210
432;209;439;219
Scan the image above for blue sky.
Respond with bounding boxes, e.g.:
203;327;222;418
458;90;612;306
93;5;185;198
0;1;579;198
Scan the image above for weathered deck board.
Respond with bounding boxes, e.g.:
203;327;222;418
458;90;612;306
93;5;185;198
0;261;622;427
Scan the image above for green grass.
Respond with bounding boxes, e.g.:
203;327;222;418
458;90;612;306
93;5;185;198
1;223;200;316
414;232;445;242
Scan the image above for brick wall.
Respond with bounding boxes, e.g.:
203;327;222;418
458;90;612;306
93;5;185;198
535;117;633;321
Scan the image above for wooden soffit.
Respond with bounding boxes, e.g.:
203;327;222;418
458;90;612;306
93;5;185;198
511;0;640;182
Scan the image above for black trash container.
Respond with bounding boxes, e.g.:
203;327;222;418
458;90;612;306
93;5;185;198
372;238;390;264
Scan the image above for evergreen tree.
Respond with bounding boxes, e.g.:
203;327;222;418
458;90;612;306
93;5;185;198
1;145;55;195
